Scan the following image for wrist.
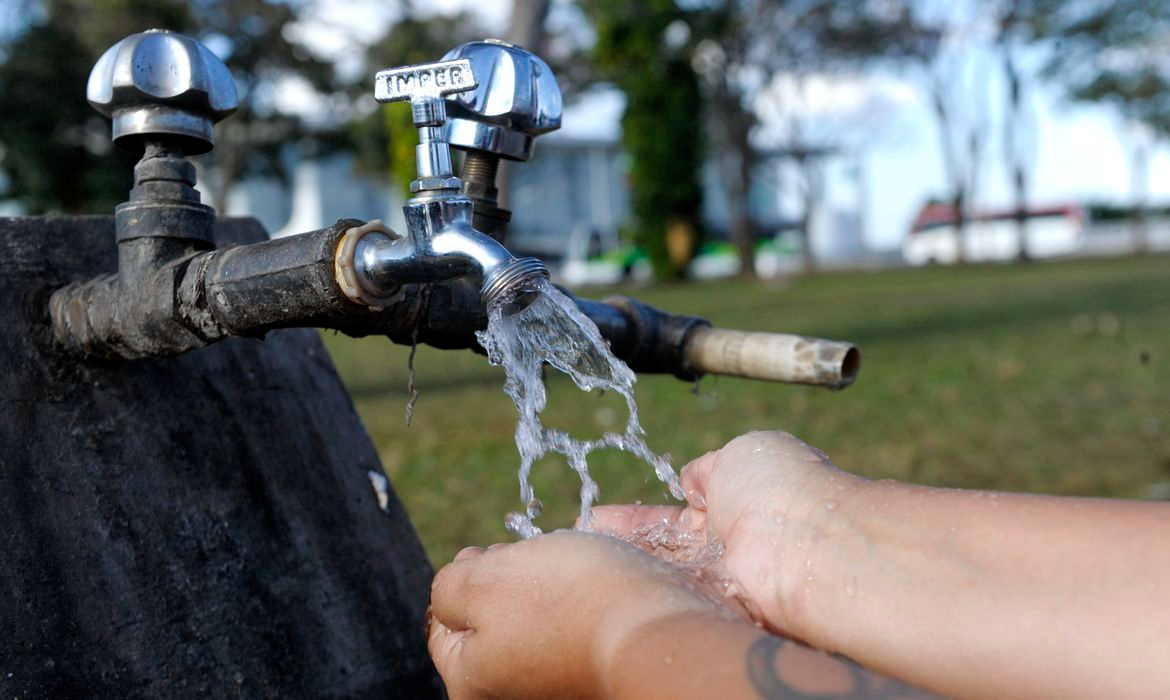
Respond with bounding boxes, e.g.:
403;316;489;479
767;469;875;647
600;608;756;699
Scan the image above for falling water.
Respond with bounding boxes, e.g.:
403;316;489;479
476;277;685;538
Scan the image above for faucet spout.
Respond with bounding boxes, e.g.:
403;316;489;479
349;194;547;308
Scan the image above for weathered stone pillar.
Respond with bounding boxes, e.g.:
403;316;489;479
0;216;442;698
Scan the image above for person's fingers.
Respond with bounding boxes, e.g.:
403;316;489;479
680;450;719;510
589;504;693;536
430;559;478;631
427;618;470;673
486;542;508;552
427;618;477;699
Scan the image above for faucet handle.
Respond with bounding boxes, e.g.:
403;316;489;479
441;40;562;162
374;58;478;113
87;29;238;155
374;59;479;193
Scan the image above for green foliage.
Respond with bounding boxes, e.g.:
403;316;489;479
384;105;418;201
1034;0;1170;135
582;0;704;280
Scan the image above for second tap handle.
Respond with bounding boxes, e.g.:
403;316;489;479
374;59;478;120
374;58;479;192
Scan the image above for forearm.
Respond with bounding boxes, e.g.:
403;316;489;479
604;611;932;699
795;480;1170;699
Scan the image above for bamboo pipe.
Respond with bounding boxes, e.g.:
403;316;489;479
682;328;860;390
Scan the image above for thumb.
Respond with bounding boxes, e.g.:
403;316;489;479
680;450;718;510
427;617;475;697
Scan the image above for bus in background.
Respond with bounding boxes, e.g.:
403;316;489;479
903;203;1086;265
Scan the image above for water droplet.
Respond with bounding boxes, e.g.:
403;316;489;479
824;500;838;511
845;580;857;597
505;511;541;539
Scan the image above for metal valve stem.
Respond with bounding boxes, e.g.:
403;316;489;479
374;58;478;193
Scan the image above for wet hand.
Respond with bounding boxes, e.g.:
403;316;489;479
427;529;732;700
591;430;861;638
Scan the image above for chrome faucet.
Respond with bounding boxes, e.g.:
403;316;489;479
342;58;549;310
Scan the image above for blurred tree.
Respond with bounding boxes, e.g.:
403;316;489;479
996;0;1040;261
494;0;552;209
349;8;482;199
690;2;755;276
0;0;192;213
0;0;339;215
986;0;1084;262
691;0;931;274
1032;0;1170;253
810;1;997;265
580;0;705;280
192;0;338;214
870;3;985;265
922;24;986;266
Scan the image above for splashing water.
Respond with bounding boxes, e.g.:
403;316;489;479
614;519;749;619
476;277;685;538
618;520;725;576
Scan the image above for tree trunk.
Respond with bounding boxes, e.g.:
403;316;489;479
506;0;551;49
953;188;967;264
797;154;822;273
930;78;966;264
726;107;756;278
1131;139;1149;254
1013;167;1029;262
495;0;551;211
1007;81;1030;263
1001;42;1030;262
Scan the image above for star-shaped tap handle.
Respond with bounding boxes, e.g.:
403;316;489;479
374;58;479;193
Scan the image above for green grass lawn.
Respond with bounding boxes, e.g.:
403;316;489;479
323;255;1170;566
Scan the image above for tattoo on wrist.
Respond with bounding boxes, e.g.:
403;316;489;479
746;635;935;699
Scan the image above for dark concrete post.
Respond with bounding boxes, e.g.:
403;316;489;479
0;216;443;699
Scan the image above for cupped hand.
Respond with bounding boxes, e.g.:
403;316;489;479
427;529;735;700
590;430;862;638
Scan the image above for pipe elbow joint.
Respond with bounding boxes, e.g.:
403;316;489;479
349;218;548;309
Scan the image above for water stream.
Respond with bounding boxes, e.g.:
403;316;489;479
477;277;685;538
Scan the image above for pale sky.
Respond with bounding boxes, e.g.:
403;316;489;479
290;0;1170;251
